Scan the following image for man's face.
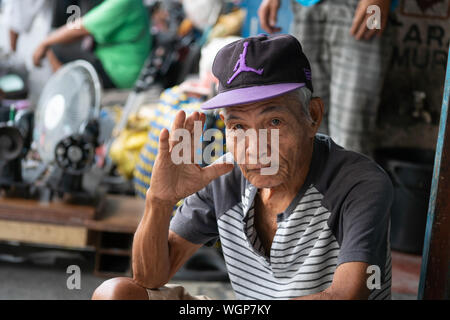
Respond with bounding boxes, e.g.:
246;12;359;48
221;93;315;189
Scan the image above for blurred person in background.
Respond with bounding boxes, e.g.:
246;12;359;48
3;0;48;52
4;0;99;52
258;0;396;156
32;0;151;89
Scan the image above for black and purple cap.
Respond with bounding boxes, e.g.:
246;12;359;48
201;33;313;110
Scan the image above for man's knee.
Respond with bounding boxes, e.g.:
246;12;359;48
92;277;149;300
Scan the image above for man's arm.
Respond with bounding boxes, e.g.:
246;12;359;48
293;262;371;300
132;197;201;289
131;110;233;289
32;19;90;66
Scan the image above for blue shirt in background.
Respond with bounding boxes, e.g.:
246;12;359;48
295;0;320;6
296;0;399;10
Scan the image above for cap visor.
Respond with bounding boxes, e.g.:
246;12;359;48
201;83;306;110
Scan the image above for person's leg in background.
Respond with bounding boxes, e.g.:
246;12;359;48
291;0;331;135
326;0;393;156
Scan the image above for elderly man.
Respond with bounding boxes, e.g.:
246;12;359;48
93;34;392;300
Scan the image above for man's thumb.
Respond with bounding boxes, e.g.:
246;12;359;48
202;163;234;183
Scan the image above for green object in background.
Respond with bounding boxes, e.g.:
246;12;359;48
9;105;16;122
0;74;24;93
82;0;151;89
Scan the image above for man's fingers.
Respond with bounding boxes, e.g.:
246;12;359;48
158;128;170;154
184;111;199;133
184;112;199;163
185;112;205;133
200;112;206;129
202;163;234;184
190;112;206;163
172;110;186;132
169;110;186;151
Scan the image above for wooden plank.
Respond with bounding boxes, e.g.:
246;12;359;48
86;195;145;233
418;45;450;300
97;248;132;256
0;196;101;226
0;219;88;248
0;194;144;233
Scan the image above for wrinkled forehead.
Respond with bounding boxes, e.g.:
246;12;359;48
221;93;298;120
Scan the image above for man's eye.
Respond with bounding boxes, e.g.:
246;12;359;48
233;124;244;130
271;119;281;126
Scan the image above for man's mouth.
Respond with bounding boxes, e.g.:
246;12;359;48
245;165;272;171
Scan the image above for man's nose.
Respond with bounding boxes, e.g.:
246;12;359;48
246;136;258;164
246;135;270;164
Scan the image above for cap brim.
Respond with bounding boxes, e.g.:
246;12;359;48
201;83;305;110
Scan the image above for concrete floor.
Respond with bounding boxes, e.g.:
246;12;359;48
0;260;235;300
0;242;235;300
0;242;419;300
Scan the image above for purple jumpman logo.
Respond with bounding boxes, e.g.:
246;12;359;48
227;42;264;84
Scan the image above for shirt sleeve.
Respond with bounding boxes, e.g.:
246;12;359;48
82;0;130;43
336;169;393;276
169;184;219;246
4;0;45;33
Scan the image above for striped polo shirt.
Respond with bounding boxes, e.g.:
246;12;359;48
170;134;393;300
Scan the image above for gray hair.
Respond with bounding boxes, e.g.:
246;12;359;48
286;87;312;123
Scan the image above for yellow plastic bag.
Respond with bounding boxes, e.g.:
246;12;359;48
109;113;153;179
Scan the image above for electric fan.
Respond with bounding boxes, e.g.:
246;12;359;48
33;60;102;198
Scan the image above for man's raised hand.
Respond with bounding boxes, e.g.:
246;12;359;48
146;110;234;207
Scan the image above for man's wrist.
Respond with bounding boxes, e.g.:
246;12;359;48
142;196;176;227
146;192;178;212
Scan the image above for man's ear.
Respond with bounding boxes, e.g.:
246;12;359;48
309;97;324;133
